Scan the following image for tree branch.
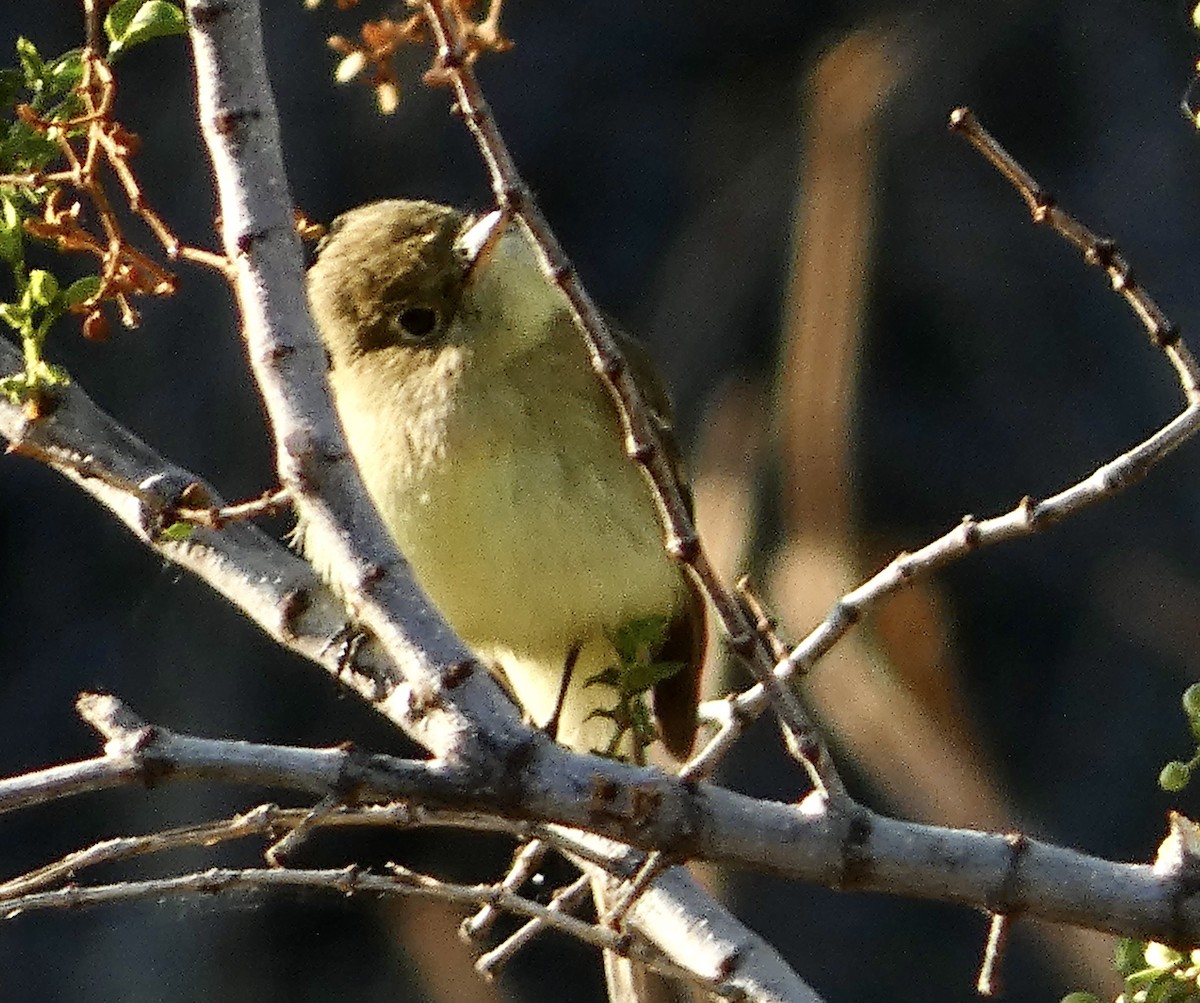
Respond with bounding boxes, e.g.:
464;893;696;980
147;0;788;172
3;692;1199;956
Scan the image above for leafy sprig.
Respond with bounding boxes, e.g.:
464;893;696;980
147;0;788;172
0;3;190;410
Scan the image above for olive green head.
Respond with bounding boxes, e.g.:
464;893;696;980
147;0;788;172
307;199;472;368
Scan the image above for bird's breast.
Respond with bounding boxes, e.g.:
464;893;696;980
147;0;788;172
332;345;686;662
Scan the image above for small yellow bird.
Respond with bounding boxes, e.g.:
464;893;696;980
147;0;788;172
304;199;704;762
306;198;703;1001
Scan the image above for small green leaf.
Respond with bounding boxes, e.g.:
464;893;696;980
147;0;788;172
1059;992;1101;1003
620;659;684;695
1183;684;1200;722
27;269;58;306
0;196;23;265
45;49;84;94
584;667;621;690
1117;938;1151;976
62;275;101;309
1159;761;1192;792
15;37;44;87
1146;942;1186;971
160;522;194;541
0;302;28;332
4;122;60;174
0;374;25;404
1;196;19;232
106;0;187;59
0;67;21;111
37;360;71;387
0;359;70;405
610;614;670;664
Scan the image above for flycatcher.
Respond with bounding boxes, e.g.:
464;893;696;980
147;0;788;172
304;199;704;763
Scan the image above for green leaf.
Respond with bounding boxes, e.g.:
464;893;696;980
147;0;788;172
1143;975;1194;1003
620;658;684;695
584;667;621;691
0;67;22;111
62;275;101;309
27;269;58;307
1184;684;1200;720
610;614;670;664
45;49;84;94
1160;761;1192;793
1059;992;1101;1003
36;359;71;387
1;195;20;232
0;301;28;332
0;373;26;403
160;522;194;542
15;38;44;88
0;359;70;404
1117;939;1152;976
3;122;61;174
106;0;187;59
1146;943;1186;971
0;195;23;265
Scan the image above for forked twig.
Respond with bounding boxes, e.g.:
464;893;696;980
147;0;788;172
474;874;592;977
687;105;1200;776
461;837;550;940
771;109;1200;698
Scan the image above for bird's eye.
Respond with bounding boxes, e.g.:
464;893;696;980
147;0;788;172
395;306;440;342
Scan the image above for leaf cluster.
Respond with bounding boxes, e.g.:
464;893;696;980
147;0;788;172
1158;684;1200;793
584;615;686;762
0;3;186;409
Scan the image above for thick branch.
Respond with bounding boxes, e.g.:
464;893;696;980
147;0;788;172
3;693;1199;955
183;0;529;769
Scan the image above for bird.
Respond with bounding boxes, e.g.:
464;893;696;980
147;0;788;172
305;199;705;1001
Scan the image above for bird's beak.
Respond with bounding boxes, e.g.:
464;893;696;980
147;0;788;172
457;208;507;283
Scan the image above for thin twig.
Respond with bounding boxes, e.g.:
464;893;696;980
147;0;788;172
474;873;592;976
689;105;1200;783
169;485;292;529
601;849;668;928
461;837;550;940
0;801;481;900
418;0;841;798
976;912;1011;997
265;795;341;867
742;108;1200;720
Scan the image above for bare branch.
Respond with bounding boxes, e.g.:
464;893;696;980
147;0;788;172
3;693;1199;956
743;109;1200;723
417;0;841;797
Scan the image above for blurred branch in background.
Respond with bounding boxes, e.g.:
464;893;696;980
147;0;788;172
767;24;1117;994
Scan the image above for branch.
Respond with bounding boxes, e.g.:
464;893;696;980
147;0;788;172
184;0;530;769
5;693;1200;957
417;0;842;797
697;106;1200;766
0;310;813;1001
5;7;1196;1001
180;4;826;994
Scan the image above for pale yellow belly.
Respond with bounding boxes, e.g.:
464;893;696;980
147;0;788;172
337;365;686;753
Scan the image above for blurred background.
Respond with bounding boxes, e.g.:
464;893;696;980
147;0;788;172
3;0;1200;1000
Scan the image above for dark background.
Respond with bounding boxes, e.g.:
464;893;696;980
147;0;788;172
3;1;1200;1000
